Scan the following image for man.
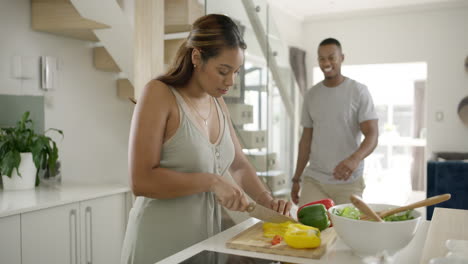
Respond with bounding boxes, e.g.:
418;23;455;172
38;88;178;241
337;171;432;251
290;38;378;206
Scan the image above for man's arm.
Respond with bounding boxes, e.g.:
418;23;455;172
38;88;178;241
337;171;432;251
291;127;313;204
333;119;378;180
292;127;313;182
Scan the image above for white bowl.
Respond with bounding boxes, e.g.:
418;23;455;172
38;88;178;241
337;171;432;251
328;203;422;257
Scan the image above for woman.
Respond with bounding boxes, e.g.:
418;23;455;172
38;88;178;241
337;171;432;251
121;14;292;264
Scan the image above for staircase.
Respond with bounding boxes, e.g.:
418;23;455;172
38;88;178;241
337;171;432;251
31;0;204;101
207;0;301;200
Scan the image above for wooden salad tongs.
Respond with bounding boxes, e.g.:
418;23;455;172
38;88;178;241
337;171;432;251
359;193;451;221
350;194;384;222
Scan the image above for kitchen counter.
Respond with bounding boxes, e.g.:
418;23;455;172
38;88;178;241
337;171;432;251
157;218;430;264
0;183;130;217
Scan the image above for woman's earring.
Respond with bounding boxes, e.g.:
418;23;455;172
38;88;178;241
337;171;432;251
194;64;197;68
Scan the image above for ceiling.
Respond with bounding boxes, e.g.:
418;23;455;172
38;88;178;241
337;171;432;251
267;0;465;21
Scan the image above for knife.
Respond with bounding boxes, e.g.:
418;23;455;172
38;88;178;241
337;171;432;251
246;202;298;223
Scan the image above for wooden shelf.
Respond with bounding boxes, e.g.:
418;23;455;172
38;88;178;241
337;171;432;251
31;0;110;41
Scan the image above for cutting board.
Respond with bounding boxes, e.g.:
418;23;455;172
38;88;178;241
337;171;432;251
420;208;468;264
226;222;337;259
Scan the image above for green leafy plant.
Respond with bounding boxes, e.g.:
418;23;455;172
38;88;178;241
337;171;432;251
0;111;63;185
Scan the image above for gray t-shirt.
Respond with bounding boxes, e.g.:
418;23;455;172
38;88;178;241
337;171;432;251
301;77;377;184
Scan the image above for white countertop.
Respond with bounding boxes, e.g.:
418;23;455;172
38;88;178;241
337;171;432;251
157;218;430;264
0;183;130;218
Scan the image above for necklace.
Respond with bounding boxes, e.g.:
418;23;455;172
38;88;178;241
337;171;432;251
181;92;212;126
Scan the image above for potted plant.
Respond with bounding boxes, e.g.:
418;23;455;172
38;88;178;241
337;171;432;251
0;111;63;190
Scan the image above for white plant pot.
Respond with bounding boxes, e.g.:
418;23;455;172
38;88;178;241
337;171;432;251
2;152;37;190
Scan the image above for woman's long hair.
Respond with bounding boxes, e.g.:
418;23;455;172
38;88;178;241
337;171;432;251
157;14;246;87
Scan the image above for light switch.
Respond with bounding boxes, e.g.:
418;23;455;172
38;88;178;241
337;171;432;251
435;111;444;122
10;56;35;80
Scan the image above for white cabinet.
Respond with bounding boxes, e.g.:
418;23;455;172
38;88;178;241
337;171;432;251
21;193;126;264
79;194;126;264
0;214;21;264
21;202;79;264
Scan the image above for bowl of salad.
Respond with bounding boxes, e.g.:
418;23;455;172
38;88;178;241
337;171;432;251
328;203;422;257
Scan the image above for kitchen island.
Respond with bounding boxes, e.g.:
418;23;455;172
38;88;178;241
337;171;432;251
157;218;430;264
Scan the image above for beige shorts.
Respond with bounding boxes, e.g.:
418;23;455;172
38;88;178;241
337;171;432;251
298;176;366;206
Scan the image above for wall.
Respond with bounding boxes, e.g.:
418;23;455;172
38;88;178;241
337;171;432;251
0;0;133;184
268;2;304;50
302;4;468;156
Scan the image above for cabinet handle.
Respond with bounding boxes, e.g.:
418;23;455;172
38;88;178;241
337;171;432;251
69;209;78;264
85;206;93;264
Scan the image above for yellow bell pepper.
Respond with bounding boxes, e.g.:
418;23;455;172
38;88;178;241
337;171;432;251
283;223;321;249
262;221;293;238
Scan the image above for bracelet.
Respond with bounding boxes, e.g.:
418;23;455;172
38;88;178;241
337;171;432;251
292;177;302;183
255;190;272;203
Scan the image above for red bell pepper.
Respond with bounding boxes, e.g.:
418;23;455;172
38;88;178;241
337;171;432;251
297;198;335;227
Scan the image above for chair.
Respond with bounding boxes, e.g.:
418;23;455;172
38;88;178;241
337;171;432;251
426;152;468;220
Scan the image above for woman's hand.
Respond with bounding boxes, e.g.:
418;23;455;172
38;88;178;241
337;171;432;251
257;191;293;216
210;175;250;212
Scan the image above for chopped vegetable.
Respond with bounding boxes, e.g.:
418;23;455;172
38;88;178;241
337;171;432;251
333;206;361;220
262;221;294;238
382;210;414;221
271;235;283;245
333;206;415;221
284;223;321;249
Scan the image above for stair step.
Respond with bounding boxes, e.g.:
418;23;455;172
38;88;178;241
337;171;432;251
164;39;186;66
226;103;253;125
93;47;120;72
237;130;266;149
257;170;288;193
117;79;134;100
164;32;190;40
224;75;242;99
31;0;109;41
245;151;277;172
165;0;204;33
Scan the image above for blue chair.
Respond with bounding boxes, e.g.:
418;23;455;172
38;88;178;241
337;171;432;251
426;160;468;220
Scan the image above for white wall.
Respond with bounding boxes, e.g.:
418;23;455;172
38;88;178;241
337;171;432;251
0;0;133;184
302;5;468;156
